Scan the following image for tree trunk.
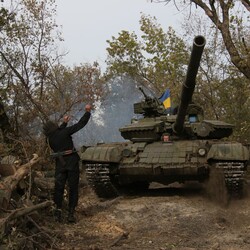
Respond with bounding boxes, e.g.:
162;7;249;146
0;154;40;209
0;100;11;142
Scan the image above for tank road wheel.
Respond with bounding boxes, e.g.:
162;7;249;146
85;164;119;199
206;161;245;204
215;162;245;198
206;166;229;206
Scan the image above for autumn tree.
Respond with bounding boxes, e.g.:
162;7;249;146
0;0;60;121
180;12;250;142
41;63;104;122
151;0;250;80
0;1;104;140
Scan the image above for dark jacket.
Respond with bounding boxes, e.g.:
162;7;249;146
48;112;91;153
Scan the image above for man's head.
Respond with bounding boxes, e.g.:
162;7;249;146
43;120;58;136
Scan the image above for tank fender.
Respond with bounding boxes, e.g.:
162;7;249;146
207;143;249;161
80;144;125;163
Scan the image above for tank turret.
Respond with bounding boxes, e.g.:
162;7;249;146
119;35;234;141
133;87;165;117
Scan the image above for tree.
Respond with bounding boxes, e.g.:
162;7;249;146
151;0;250;80
106;14;189;100
218;76;250;143
0;0;63;124
0;1;104;140
41;63;105;122
180;12;250;142
105;12;250;142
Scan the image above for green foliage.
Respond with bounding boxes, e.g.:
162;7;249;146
218;77;250;143
105;14;189;98
0;7;15;29
106;30;143;78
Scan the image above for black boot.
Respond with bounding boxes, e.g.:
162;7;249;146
67;208;76;223
54;208;62;222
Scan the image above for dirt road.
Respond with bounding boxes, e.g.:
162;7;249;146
49;182;250;250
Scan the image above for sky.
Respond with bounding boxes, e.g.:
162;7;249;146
56;0;182;71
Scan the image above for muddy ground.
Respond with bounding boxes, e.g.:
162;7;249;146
44;179;250;250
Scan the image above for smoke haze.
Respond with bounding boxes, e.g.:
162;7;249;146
72;77;143;148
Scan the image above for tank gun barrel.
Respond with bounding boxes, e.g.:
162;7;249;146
173;36;206;134
139;87;149;100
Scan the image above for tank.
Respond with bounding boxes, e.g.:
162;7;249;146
81;36;249;199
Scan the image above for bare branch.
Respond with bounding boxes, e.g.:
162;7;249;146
241;0;250;11
0;51;48;121
0;200;53;239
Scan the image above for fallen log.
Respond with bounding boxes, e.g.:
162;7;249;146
0;154;40;209
0;200;53;241
34;177;54;191
0;163;16;177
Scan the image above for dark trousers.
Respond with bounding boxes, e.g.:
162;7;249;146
54;155;80;209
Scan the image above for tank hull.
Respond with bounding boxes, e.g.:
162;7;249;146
81;140;249;198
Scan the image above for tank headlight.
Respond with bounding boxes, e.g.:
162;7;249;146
122;148;132;157
198;148;206;156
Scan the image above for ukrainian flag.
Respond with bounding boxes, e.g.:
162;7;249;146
159;89;171;109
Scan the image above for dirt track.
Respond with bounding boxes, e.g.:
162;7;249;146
47;181;250;250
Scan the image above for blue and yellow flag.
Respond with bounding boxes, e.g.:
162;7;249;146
159;89;171;109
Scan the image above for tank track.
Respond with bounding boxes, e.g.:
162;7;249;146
85;163;119;199
215;162;245;197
